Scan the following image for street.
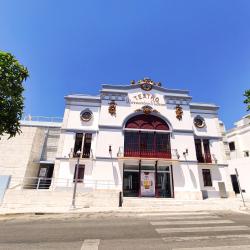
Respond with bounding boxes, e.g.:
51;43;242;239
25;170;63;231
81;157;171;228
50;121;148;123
1;211;250;250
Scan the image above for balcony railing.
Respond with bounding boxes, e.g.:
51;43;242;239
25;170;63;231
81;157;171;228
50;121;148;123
117;147;180;160
197;153;212;163
71;149;93;159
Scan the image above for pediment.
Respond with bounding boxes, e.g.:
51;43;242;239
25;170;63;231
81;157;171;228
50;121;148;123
100;77;192;105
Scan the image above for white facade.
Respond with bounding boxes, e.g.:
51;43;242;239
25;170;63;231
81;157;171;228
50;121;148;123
53;79;234;199
226;115;250;197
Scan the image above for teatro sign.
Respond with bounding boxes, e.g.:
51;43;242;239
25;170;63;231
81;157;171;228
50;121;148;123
126;93;164;106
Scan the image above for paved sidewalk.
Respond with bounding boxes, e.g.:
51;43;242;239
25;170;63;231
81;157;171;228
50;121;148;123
0;198;250;216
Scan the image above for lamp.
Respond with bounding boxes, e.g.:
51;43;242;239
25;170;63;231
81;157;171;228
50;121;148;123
183;149;188;156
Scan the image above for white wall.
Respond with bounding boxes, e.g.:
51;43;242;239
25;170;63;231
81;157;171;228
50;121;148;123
55;85;231;199
62;105;100;131
226;116;250;197
228;158;250;198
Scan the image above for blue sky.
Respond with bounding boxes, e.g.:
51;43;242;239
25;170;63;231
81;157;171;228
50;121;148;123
1;0;250;128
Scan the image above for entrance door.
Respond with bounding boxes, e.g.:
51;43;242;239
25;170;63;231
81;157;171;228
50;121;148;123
37;164;54;189
157;172;171;197
123;171;139;197
231;175;240;194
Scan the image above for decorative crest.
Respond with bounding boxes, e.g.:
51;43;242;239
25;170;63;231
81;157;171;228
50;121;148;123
130;77;162;91
175;105;183;121
108;100;117;116
135;105;159;115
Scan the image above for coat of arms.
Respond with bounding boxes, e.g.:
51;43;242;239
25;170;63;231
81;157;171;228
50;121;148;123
175;105;183;120
108;100;117;116
131;77;162;91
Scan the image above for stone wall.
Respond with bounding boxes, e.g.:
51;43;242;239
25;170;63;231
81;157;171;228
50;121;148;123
0;127;39;187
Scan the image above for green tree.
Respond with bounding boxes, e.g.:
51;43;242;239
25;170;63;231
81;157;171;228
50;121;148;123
0;51;29;138
244;89;250;111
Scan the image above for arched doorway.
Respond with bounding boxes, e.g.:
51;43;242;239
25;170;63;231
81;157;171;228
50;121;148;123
123;114;173;198
124;114;171;158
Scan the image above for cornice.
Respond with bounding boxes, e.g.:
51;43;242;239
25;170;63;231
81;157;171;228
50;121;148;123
65;95;101;104
101;84;190;95
99;125;123;130
60;128;98;133
190;102;219;111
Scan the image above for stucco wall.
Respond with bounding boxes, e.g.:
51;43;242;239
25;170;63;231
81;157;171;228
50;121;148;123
0;127;39;186
54;84;231;200
228;158;250;198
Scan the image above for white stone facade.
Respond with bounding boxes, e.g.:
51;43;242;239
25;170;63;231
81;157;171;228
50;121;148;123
0;80;236;200
53;79;234;199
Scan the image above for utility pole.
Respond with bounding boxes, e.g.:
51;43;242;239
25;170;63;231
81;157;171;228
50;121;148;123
235;168;246;207
71;150;81;209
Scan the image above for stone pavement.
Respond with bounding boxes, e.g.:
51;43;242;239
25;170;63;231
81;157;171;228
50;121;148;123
0;197;250;216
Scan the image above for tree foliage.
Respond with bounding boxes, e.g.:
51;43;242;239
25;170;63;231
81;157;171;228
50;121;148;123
244;89;250;111
0;51;29;138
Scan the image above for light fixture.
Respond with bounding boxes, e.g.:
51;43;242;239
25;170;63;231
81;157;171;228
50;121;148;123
109;145;112;154
183;149;188;156
76;150;81;157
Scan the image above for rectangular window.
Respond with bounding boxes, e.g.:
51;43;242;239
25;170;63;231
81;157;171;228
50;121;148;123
202;169;212;187
195;139;212;163
229;142;235;151
73;133;83;157
73;133;92;158
203;139;212;163
73;164;85;182
82;133;92;158
195;139;204;163
124;131;140;157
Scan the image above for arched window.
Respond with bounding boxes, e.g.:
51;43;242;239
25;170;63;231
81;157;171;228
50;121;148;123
124;115;171;158
125;114;169;131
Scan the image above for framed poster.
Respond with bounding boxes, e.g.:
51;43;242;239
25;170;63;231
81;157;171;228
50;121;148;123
141;172;155;197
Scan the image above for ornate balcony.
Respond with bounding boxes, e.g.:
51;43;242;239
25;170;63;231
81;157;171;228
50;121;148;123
117;147;180;160
197;153;214;164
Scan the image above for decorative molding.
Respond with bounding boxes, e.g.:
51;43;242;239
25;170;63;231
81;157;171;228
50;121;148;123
100;92;128;101
164;95;192;105
175;105;183;121
60;128;98;133
190;111;217;115
108;100;117;116
99;125;123;130
173;129;194;134
65;95;101;104
135;105;159;115
194;135;223;140
194;115;206;128
100;84;190;98
190;103;219;111
95;156;118;161
80;109;93;122
130;77;162;91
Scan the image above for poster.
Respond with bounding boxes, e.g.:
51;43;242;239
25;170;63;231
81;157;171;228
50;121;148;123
141;172;155;197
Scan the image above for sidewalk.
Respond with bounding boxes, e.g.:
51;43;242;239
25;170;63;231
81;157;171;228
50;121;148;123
0;197;250;216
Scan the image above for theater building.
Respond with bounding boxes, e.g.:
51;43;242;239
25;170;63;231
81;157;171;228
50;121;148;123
53;78;234;199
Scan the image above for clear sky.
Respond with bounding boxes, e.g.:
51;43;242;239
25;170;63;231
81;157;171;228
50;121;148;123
1;0;250;128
